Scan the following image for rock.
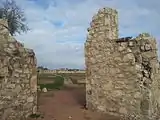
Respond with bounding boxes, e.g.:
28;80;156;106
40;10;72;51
30;75;37;92
128;41;134;47
13;85;21;94
143;70;150;78
6;84;16;89
135;64;142;71
42;88;47;92
119;107;127;114
144;43;152;51
37;85;41;91
118;46;125;52
140;45;145;51
32;106;37;114
123;53;135;62
68;116;72;119
27;96;34;103
134;92;141;99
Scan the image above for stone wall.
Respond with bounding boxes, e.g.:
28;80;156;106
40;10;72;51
0;19;37;120
85;7;160;120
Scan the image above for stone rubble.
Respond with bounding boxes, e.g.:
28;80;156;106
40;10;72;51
0;19;37;120
85;7;160;120
42;87;48;93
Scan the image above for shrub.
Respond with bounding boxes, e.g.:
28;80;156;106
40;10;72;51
39;76;64;90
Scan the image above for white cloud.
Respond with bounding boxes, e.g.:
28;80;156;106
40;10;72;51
10;0;160;69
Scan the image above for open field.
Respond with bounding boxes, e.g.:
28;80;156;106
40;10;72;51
28;73;120;120
38;73;85;86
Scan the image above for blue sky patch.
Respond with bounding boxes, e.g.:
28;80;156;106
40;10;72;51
15;0;160;69
52;21;64;28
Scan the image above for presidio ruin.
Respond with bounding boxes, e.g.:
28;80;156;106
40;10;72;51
0;19;37;120
0;7;160;120
85;7;160;120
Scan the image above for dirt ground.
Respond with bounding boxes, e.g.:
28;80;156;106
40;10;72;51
28;86;120;120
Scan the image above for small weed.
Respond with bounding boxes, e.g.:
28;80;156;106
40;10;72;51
29;113;41;118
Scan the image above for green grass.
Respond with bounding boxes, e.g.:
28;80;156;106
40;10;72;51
38;76;64;90
29;113;41;118
38;73;85;90
57;73;85;84
38;73;55;79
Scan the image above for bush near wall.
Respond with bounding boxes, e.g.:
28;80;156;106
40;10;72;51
39;76;64;90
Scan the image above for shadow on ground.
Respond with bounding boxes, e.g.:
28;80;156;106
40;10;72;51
63;85;86;107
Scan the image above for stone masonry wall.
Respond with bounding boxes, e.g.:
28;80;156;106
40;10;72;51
0;19;37;120
85;7;160;120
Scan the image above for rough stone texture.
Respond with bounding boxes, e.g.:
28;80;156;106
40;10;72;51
0;19;37;120
85;7;160;120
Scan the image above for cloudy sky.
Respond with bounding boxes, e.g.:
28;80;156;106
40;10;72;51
1;0;160;69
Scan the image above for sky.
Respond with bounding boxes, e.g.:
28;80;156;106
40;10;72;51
1;0;160;69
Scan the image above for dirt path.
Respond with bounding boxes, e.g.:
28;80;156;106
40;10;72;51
29;86;120;120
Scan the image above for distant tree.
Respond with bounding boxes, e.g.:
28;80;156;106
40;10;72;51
43;68;49;70
37;66;49;70
0;0;29;36
37;66;44;69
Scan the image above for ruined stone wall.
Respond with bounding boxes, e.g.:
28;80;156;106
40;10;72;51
85;7;160;120
0;19;37;120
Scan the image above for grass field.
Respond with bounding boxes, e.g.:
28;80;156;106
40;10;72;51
38;72;85;90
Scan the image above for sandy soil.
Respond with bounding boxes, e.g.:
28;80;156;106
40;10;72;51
28;86;120;120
